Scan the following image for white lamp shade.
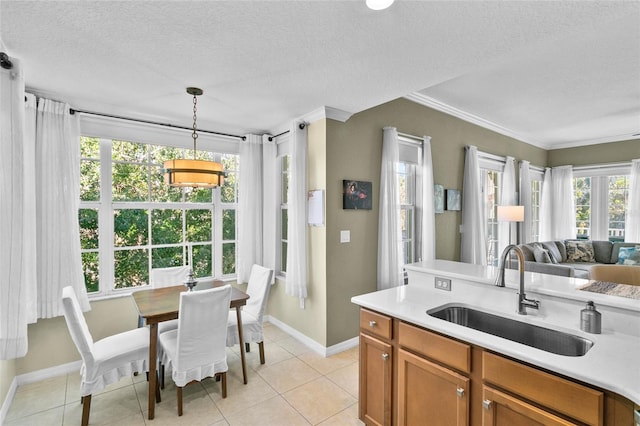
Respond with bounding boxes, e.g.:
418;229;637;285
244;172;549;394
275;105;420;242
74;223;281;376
497;205;524;223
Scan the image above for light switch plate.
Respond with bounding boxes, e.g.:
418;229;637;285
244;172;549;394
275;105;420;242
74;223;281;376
340;230;350;243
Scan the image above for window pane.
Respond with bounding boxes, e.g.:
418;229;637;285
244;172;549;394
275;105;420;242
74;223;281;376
151;165;183;202
184;187;212;203
192;244;212;277
151;209;183;245
221;172;237;203
281;208;288;240
223;209;236;240
150;145;184;163
114;209;148;247
281;241;288;272
80;159;100;201
223;242;235;275
608;175;628;241
574;177;591;239
81;252;99;293
186;209;212;242
151;246;184;269
79;209;99;249
113;163;149;201
114;249;148;288
80;136;100;158
112;140;147;162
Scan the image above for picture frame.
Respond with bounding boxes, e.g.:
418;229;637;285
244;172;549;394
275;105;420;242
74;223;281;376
343;180;372;210
434;184;444;214
446;189;461;211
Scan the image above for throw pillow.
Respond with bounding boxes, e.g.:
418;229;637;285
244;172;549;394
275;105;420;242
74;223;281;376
565;241;596;263
532;246;552;263
618;247;640;266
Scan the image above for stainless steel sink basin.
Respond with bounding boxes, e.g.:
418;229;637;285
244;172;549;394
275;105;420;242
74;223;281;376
427;304;594;357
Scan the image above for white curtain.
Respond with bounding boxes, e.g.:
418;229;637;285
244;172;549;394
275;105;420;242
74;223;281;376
377;127;403;290
285;123;308;308
460;146;487;265
36;99;90;318
237;134;263;283
261;134;277;277
417;136;435;261
550;165;576;240
626;159;640;242
0;57;37;359
539;167;553;241
519;160;533;243
498;156;517;252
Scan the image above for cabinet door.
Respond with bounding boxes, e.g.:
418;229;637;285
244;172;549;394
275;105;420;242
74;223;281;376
397;348;469;426
360;333;393;426
482;385;578;426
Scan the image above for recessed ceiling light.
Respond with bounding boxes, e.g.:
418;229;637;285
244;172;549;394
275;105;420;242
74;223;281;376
366;0;395;11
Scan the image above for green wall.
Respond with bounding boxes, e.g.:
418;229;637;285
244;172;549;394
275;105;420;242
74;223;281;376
548;139;640;167
0;359;15;411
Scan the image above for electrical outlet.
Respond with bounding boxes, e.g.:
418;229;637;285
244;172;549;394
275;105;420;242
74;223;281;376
434;277;451;291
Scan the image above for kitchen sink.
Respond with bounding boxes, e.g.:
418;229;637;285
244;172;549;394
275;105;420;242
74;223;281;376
427;304;594;357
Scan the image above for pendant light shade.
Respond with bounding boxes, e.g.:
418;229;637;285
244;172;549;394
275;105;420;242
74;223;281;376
164;87;225;189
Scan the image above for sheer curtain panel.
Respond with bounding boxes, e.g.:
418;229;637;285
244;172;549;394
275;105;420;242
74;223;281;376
285;123;308;308
626;159;640;242
460;146;487;265
377;127;403;290
0;57;36;359
539;168;553;241
418;136;435;261
498;156;517;251
261;135;277;276
237;134;263;283
36;99;90;318
519;161;533;244
550;166;576;240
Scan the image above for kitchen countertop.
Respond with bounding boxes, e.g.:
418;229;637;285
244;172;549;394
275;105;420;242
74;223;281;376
351;260;640;405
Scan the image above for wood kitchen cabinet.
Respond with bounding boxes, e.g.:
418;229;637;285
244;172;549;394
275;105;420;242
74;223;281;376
358;308;634;426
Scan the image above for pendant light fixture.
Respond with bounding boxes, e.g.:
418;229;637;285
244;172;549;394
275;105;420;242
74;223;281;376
164;87;225;188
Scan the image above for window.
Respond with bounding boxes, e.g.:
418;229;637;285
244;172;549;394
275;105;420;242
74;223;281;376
573;164;631;242
530;179;542;242
398;161;416;265
280;155;290;273
79;136;238;296
482;169;501;266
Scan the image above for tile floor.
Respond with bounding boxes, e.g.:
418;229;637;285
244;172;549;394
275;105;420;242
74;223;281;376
5;323;364;425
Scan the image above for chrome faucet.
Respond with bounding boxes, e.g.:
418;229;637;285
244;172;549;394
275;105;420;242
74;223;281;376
495;244;540;315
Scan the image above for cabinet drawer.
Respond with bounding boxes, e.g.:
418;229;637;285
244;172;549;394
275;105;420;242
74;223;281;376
360;309;392;340
398;321;471;374
483;352;603;426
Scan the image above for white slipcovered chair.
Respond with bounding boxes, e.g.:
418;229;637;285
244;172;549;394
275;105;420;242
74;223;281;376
61;286;152;426
227;264;274;364
141;265;191;333
158;285;232;416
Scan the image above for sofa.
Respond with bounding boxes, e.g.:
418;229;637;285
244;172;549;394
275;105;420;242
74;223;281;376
510;240;640;279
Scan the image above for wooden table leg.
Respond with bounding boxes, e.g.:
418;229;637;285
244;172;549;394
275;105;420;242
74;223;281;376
235;307;248;384
148;323;158;419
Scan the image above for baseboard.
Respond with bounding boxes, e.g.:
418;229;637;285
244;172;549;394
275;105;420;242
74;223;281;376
264;315;359;357
0;376;18;426
16;360;81;386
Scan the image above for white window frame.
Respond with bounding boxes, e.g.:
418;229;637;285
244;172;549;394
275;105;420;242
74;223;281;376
275;134;291;277
529;166;544;242
79;116;240;298
397;135;421;268
478;152;506;266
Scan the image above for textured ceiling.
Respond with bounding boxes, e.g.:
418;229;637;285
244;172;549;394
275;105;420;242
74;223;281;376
1;1;639;149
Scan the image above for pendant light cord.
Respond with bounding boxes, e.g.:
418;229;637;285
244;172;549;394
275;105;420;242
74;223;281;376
192;93;199;159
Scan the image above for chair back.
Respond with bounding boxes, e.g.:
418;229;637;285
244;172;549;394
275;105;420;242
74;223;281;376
244;264;274;321
174;285;232;375
61;286;95;369
150;266;191;288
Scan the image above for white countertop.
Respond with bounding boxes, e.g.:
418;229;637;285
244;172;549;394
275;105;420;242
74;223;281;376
352;260;640;405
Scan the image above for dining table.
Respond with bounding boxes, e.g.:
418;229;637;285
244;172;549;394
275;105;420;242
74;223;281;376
132;280;250;420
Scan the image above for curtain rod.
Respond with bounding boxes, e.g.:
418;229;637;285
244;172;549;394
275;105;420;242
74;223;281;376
0;52;13;70
267;122;307;141
69;108;246;141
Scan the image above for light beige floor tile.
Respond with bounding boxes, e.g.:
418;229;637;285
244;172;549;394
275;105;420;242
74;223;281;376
225;395;310;426
277;336;313;356
283;377;356;425
298;349;357;375
204;368;278;418
337;345;360;362
141;387;224;426
4;405;64;426
6;375;67;421
256;357;321;393
65;372;134;404
318;402;364;426
325;362;359;398
243;341;295;370
62;385;143;426
261;323;291;343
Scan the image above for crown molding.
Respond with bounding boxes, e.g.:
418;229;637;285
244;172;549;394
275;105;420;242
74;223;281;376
269;106;354;137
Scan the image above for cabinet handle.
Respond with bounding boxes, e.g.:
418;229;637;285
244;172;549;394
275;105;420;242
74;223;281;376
382;353;389;361
456;388;464;397
483;400;492;410
369;320;377;327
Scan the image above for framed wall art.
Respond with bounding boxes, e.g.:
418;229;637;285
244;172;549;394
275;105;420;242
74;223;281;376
434;184;444;214
446;189;461;211
343;180;372;210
